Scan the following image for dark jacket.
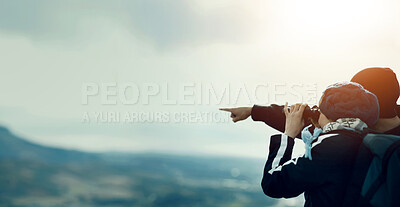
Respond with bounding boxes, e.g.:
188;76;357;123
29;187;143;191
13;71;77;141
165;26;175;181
261;130;364;207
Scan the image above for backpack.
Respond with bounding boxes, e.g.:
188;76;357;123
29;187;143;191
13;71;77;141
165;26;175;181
346;133;400;207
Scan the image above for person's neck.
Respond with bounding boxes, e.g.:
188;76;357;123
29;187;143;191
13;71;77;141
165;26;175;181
371;116;400;133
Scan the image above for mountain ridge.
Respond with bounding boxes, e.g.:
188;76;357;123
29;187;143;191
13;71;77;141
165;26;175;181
0;125;99;163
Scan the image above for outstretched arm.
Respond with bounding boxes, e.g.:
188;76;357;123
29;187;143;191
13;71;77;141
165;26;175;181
220;104;311;138
219;104;286;131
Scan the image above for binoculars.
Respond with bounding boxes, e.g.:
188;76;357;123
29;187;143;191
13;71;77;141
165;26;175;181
283;105;320;122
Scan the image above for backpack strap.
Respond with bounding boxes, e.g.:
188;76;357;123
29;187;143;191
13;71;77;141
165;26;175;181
382;140;400;175
362;174;385;203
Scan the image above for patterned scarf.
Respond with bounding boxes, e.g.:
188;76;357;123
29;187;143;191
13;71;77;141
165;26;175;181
322;118;368;134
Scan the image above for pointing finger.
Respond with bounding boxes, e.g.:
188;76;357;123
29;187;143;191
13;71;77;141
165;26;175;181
219;108;233;112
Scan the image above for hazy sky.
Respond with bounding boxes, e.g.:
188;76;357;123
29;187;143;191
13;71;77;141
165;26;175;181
1;0;400;158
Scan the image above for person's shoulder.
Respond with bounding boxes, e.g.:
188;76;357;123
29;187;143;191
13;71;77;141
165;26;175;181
312;130;363;152
311;130;363;162
311;132;340;148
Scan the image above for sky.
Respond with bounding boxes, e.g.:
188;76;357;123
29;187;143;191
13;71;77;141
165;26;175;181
1;0;400;158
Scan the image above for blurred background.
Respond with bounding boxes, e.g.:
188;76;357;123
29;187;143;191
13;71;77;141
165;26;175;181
0;0;399;206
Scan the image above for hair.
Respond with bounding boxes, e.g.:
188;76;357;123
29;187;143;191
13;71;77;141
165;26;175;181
319;82;380;126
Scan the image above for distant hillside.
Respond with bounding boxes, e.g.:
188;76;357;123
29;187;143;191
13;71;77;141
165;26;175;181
0;126;98;163
0;126;297;207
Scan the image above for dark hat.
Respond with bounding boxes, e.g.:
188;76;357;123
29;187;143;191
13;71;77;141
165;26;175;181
319;82;379;126
351;67;399;118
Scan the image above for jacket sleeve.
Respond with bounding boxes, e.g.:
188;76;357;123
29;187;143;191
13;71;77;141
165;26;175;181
251;104;286;133
261;133;339;198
